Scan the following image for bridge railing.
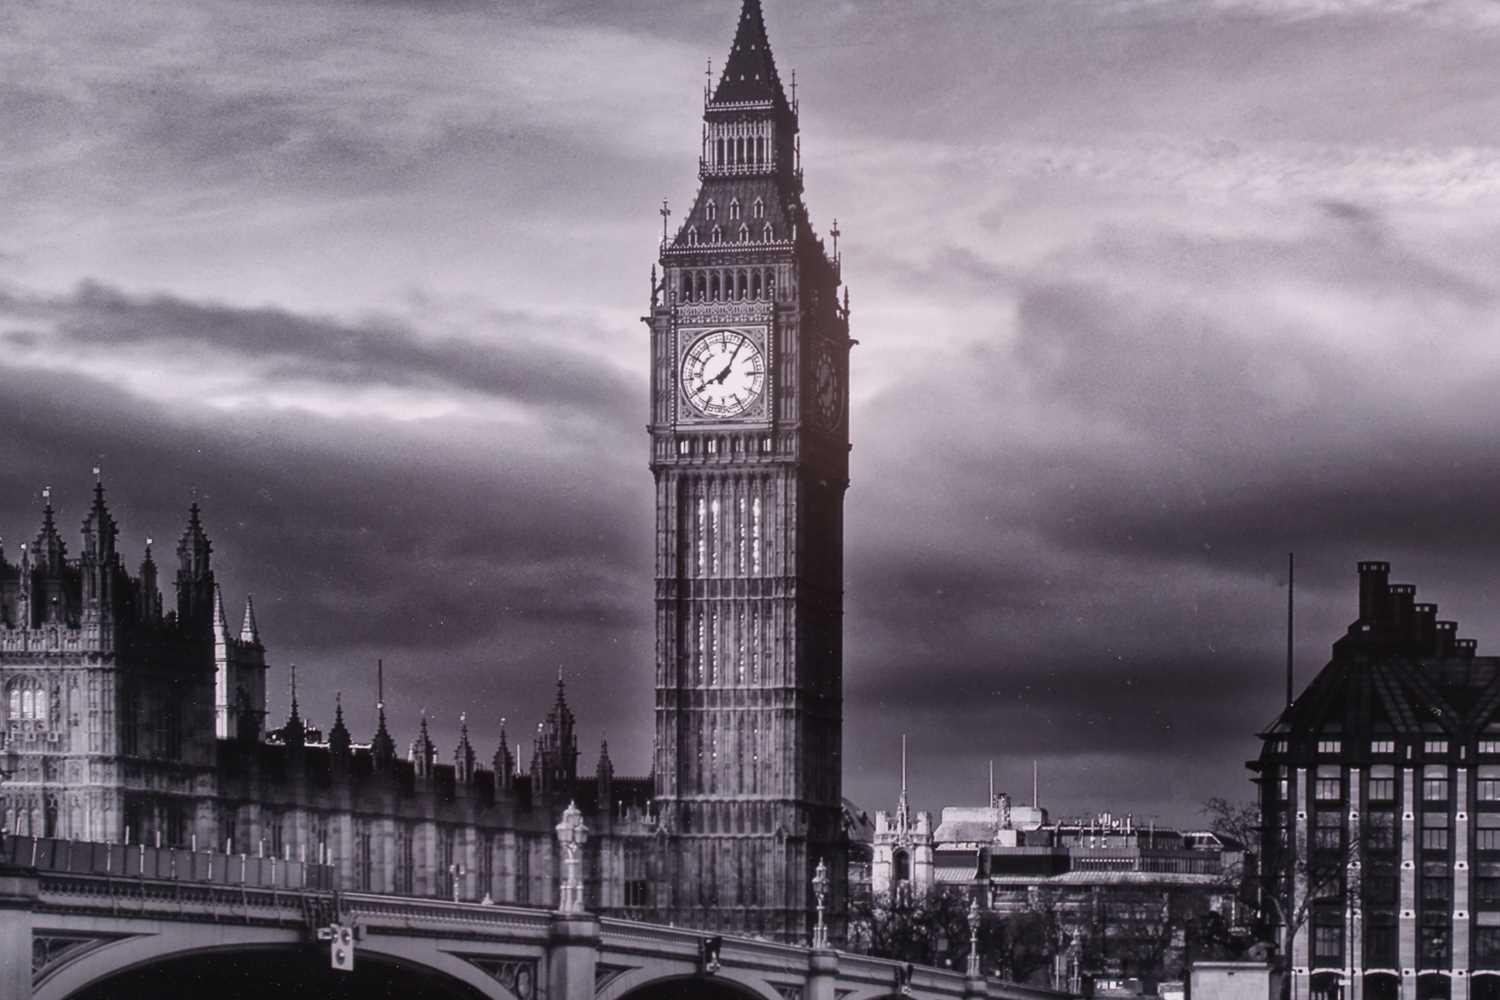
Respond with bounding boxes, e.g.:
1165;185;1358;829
1;835;336;891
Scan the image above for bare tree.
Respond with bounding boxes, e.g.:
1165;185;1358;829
1205;797;1361;995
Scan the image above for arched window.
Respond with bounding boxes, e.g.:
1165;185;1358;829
729;199;741;221
710;272;721;300
738;224;750;243
752;198;765;219
762;224;774;242
706;200;717;222
751;271;762;299
711;226;722;244
686;226;699;246
681;274;692;300
893;849;911;883
755;137;764;164
695;272;707;300
737;270;749;299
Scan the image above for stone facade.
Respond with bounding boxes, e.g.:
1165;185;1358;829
0;487;656;909
647;0;853;942
1255;561;1500;1000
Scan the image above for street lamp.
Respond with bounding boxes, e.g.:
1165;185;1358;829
812;858;830;949
967;896;982;977
449;862;465;903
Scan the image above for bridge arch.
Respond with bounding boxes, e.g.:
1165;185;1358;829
601;970;786;1000
35;930;515;1000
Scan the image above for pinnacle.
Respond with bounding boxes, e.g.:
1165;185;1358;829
240;595;260;643
712;0;788;108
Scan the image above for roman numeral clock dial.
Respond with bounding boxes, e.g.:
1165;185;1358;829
681;329;766;419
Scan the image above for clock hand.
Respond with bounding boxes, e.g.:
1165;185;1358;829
712;340;748;384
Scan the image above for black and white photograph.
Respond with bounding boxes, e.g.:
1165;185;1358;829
2;1;1499;998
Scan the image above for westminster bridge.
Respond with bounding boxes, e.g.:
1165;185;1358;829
0;836;1073;1000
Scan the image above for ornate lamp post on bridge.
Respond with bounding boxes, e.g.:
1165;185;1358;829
812;858;830;950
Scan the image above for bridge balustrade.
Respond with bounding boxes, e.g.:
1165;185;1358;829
0;834;334;890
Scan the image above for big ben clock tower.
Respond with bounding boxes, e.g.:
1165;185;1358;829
647;0;851;942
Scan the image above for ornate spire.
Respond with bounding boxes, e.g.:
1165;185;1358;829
455;713;476;783
240;595;260;644
896;733;911;830
494;716;515;794
283;662;305;749
411;711;436;777
211;584;229;639
329;692;351;758
81;474;117;558
712;0;790;109
596;734;614;797
33;486;65;571
175;501;214;627
371;658;396;768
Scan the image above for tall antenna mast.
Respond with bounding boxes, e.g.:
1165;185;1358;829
1286;552;1295;708
377;657;385;708
1033;759;1039;809
989;759;995;806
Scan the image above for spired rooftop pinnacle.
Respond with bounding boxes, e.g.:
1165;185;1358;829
713;0;791;109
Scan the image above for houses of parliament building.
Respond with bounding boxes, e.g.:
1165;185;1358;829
0;0;852;945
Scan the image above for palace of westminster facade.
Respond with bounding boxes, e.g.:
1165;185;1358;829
0;0;850;944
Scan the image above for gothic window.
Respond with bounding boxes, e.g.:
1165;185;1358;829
711;610;721;684
737;497;747;574
710;499;721;575
681;273;692;300
737;270;748;298
706;199;717;221
753;198;765;219
355;820;373;891
711;226;722;245
751;271;762;299
716;138;725;167
751;496;763;576
6;679;47;725
709;271;721;300
755;136;764;164
268;810;285;858
696;496;707;575
438;826;457;900
762;223;774;242
480;832;494;899
687;227;699;246
893;849;910;883
738;224;750;243
695;272;706;300
729;199;741;221
396;823;415;895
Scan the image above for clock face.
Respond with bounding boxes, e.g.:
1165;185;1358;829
813;344;842;429
681;329;766;419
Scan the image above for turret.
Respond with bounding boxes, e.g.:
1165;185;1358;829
493;718;515;796
282;662;305;751
410;713;436;780
79;478;119;631
371;659;397;771
240;595;260;645
32;492;70;626
136;538;162;625
175;502;215;630
455;714;476;784
329;693;352;765
596;736;614;807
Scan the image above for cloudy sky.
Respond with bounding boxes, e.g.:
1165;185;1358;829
5;0;1500;827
